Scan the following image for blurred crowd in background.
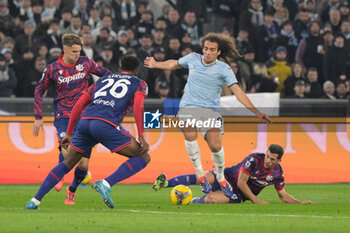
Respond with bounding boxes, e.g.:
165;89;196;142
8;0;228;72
0;0;350;100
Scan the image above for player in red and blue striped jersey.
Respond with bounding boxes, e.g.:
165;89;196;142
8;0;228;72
26;56;150;209
32;34;111;203
153;144;314;204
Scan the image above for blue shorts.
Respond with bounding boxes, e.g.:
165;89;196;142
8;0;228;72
71;119;133;157
54;117;92;158
211;171;243;203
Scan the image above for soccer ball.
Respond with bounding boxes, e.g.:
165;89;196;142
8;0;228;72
170;185;192;205
81;171;92;184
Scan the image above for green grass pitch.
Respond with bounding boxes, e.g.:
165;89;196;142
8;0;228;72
0;183;349;233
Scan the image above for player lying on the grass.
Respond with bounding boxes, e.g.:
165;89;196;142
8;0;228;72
153;144;314;204
26;56;150;209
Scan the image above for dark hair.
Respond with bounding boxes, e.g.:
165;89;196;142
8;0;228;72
268;144;284;160
120;56;140;72
201;33;242;64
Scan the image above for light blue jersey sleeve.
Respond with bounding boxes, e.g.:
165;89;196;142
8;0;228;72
222;64;237;87
178;53;195;68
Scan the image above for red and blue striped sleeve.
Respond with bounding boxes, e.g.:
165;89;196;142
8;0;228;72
34;66;53;120
135;80;148;96
88;58;111;77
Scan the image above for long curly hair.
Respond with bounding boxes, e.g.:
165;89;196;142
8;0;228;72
201;33;242;65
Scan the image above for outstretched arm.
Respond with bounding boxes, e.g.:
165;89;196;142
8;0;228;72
230;84;272;123
277;189;315;204
144;57;181;70
237;170;268;204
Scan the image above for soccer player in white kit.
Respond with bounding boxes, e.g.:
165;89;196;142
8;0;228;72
144;33;271;198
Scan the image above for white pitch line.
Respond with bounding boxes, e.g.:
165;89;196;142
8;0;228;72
1;207;349;220
123;209;350;220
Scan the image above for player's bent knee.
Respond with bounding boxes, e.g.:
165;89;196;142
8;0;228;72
77;158;89;170
139;153;151;164
209;144;222;153
63;150;84;170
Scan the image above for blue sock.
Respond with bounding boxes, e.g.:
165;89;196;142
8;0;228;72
105;157;147;186
34;163;70;201
191;195;206;204
59;151;64;163
70;167;88;192
168;174;197;187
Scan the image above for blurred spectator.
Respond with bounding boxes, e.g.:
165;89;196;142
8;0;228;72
32;1;44;26
222;59;247;96
37;44;50;61
320;0;340;24
13;20;40;59
155;4;171;23
87;6;101;30
266;46;291;96
62;14;82;35
339;20;350;50
152;28;165;48
304;0;318;21
166;9;180;35
239;0;264;43
155;18;168;31
134;10;155;39
43;19;62;49
230;59;248;92
127;28;138;48
91;15;117;43
99;43;116;72
293;8;310;41
154;78;170;100
249;63;278;93
321;80;336;99
115;0;137;26
81;32;95;59
126;1;148;29
286;79;305;98
16;56;46;97
322;30;334;52
0;53;17;97
173;11;202;45
295;20;325;84
304;67;323;98
165;37;181;60
80;23;91;35
111;29;129;67
273;6;289;30
59;8;72;31
72;0;89;23
255;9;278;63
18;0;34;21
211;0;238;34
1;47;14;67
323;33;348;84
235;28;254;54
147;46;167;97
0;1;15;36
239;45;256;84
326;8;342;34
48;45;61;63
283;62;306;97
335;81;348;99
176;0;207;23
1;37;15;51
41;0;59;23
273;20;298;63
339;2;350;21
137;34;153;62
95;27;115;54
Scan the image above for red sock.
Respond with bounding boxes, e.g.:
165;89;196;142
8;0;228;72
218;180;227;187
197;176;205;183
